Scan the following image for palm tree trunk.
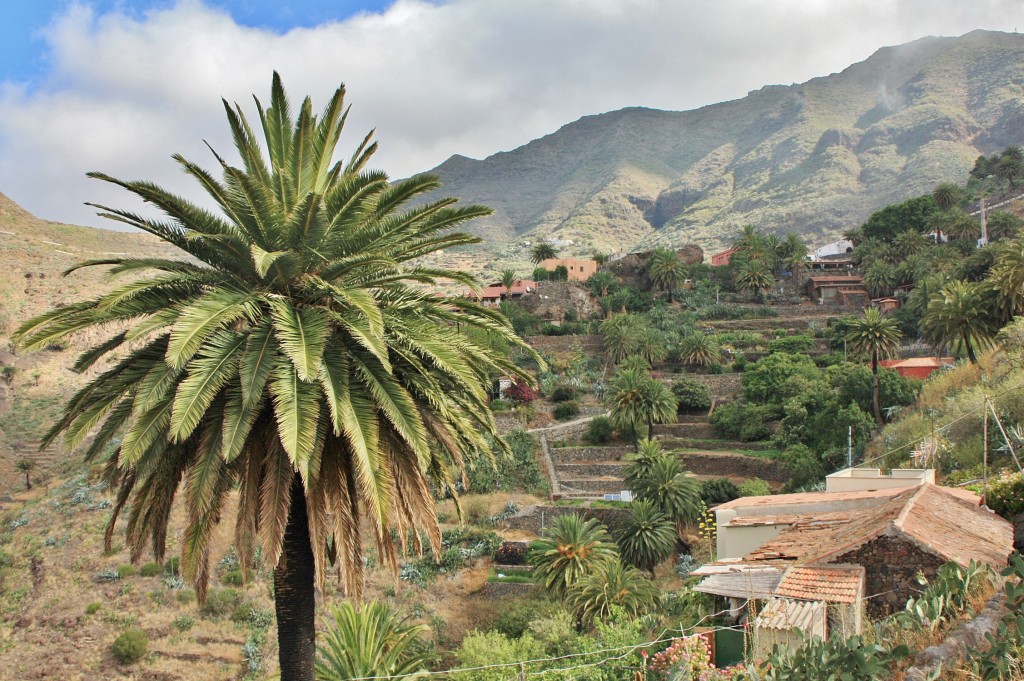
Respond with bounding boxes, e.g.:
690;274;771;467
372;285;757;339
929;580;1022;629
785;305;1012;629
871;352;884;428
965;336;978;365
275;474;316;681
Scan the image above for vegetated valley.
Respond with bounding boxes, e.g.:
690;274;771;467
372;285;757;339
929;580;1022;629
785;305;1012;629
2;37;1024;681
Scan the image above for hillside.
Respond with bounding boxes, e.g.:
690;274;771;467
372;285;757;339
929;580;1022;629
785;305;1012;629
424;30;1024;254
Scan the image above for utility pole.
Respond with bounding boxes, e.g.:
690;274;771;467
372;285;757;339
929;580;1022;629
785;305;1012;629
983;396;989;507
848;426;853;469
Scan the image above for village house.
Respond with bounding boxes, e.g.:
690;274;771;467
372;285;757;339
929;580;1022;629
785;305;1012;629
539;257;597;282
871;297;901;313
805;274;868;305
878;357;955;380
462;279;538;307
710;247;739;267
693;469;1013;656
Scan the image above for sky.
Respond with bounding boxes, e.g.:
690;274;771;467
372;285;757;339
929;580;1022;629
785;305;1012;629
0;0;1020;229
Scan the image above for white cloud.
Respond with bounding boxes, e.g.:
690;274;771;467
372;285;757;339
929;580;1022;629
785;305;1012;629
0;0;1019;228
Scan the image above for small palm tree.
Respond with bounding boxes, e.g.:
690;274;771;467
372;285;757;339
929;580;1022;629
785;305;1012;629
588;270;617;298
921;280;999;364
782;233;809;283
845;308;902;427
500;269;517;299
532;514;618;599
14;458;36;490
631;454;702;533
990;236;1024;318
615;499;676;576
566;560;657;629
531;243;557;265
592;251;610;266
892;230;931;258
863;260;898;297
647;248;687;301
932;182;963;211
676;333;722;368
316;601;428;681
735;259;773;302
606;370;676;447
934;209;979;241
622;439;664;492
635;328;667;368
599;314;641;364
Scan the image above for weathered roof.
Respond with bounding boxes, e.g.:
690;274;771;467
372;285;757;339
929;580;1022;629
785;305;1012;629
691;565;784;599
775;565;864;604
756;598;826;631
725;514;812;527
745;485;1012;569
713;487;908;512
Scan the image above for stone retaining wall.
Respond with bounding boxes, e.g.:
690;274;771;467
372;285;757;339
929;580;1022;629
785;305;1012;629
678;453;788;482
833;536;945;618
549;446;632;463
904;592;1008;681
524;334;603;354
502;505;632;534
556;463;626;477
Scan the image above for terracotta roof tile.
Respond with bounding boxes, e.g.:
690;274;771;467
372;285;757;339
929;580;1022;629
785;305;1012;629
775;565;864;604
713;487;908;511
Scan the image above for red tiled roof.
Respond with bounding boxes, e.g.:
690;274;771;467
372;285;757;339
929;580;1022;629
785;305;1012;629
879;357;955;369
775;565;864;604
713;487;908;511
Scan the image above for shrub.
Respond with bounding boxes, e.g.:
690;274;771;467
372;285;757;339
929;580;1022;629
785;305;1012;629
978;471;1024;520
490;399;512;412
116;564;136;578
505;379;538;404
731;353;748;372
112;628;148;664
767;335;815;354
163;557;180;576
495;541;530;565
706;363;723;374
221;569;245;586
139;562;160;577
172;614;194;632
553;401;580;421
202;588;240;619
738;478;772;497
671;379;712;413
85;602;102;615
699;478;739;506
584;416;614;444
487;597;561;639
550;386;577;403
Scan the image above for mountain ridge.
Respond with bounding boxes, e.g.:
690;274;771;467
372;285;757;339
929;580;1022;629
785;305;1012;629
423;30;1024;254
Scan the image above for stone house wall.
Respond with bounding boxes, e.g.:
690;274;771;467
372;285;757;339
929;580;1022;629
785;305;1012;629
832;535;945;618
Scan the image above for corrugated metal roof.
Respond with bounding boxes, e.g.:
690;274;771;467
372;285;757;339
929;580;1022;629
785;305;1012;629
693;566;784;599
756;598;826;631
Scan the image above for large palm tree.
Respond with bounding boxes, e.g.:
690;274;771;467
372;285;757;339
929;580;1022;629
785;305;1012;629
990;236;1024;319
735;259;774;302
932;182;963;211
676;333;722;368
499;269;517;299
531;513;618;599
316;602;428;680
606;369;676;447
599;314;641;364
844;308;902;427
629;454;702;535
13;74;535;680
920;280;999;364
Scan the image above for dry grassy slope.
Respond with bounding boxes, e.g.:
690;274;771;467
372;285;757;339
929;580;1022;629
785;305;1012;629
424;30;1024;255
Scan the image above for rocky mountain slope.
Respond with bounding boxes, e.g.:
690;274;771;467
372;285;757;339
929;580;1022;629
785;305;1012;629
423;30;1024;254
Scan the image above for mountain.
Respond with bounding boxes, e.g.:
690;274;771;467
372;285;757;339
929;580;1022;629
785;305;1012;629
424;30;1024;255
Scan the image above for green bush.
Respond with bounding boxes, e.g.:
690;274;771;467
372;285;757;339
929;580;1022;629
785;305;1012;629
487;596;562;638
463;430;547;495
85;602;102;615
221;569;244;586
767;335;815;354
550;386;578;403
490;399;512;412
139;562;160;577
700;478;739;506
112;628;148;664
671;379;712;413
584;416;614;444
202;588;240;619
706;363;723;374
171;614;194;632
739;478;772;497
977;471;1024;520
116;564;136;578
553;401;580;421
731;353;748;372
163;557;180;576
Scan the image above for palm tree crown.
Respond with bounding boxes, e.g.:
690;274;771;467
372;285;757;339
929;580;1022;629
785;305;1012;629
14;74;536;680
844;307;901;427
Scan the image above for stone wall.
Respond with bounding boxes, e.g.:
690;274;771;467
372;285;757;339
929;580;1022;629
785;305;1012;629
662;373;742;399
519;282;599;321
524;334;603;355
502;504;632;534
479;581;537;599
549;446;632;463
832;536;945;618
677;452;788;483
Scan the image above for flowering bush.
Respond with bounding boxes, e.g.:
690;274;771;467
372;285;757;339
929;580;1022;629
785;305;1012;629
981;470;1024;519
650;635;713;679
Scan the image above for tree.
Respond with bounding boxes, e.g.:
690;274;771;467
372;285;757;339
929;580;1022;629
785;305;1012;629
315;602;428;681
735;259;773;302
14;458;36;490
13;74;535;681
635;328;667;368
531;514;617;599
844;308;902;427
892;230;931;258
932;182;963;211
599;314;641;364
614;499;676;576
921;280;999;364
934;209;979;242
991;236;1024;318
606;369;676;446
500;269;517;299
629;454;702;534
863;260;898;298
781;233;809;283
592;251;610;266
566;560;657;629
587;270;617;298
647;248;687;301
676;333;722;368
861;194;938;242
530;243;557;265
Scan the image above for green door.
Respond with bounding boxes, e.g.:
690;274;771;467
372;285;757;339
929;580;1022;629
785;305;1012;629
715;628;746;668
